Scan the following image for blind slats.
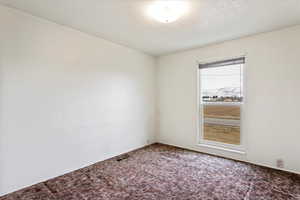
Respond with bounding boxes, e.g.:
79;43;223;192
199;57;245;69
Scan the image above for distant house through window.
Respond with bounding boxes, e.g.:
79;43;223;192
199;57;244;149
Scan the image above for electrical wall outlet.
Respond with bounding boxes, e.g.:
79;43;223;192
276;159;284;168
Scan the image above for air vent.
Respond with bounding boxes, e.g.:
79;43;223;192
116;154;130;162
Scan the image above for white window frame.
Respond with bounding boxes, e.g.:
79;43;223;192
197;56;247;153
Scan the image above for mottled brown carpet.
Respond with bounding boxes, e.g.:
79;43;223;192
1;143;300;200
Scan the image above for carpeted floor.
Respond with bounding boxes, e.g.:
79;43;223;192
1;143;300;200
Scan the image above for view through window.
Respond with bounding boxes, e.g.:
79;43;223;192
199;58;244;146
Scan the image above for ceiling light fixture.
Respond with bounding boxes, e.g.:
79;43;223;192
147;0;189;23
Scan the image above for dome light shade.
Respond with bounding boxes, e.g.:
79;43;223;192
147;1;188;23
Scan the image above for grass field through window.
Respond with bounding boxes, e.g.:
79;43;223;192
203;104;240;145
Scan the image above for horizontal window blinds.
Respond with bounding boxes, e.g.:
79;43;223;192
199;57;245;69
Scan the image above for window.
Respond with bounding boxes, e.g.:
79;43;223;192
199;57;244;149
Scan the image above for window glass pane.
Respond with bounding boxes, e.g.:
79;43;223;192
203;105;241;145
201;64;243;103
200;63;243;146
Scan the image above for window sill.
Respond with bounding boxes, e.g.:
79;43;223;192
196;143;246;155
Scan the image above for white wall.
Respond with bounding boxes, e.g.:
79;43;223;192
157;25;300;174
0;5;156;195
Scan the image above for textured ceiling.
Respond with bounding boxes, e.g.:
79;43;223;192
1;0;300;56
